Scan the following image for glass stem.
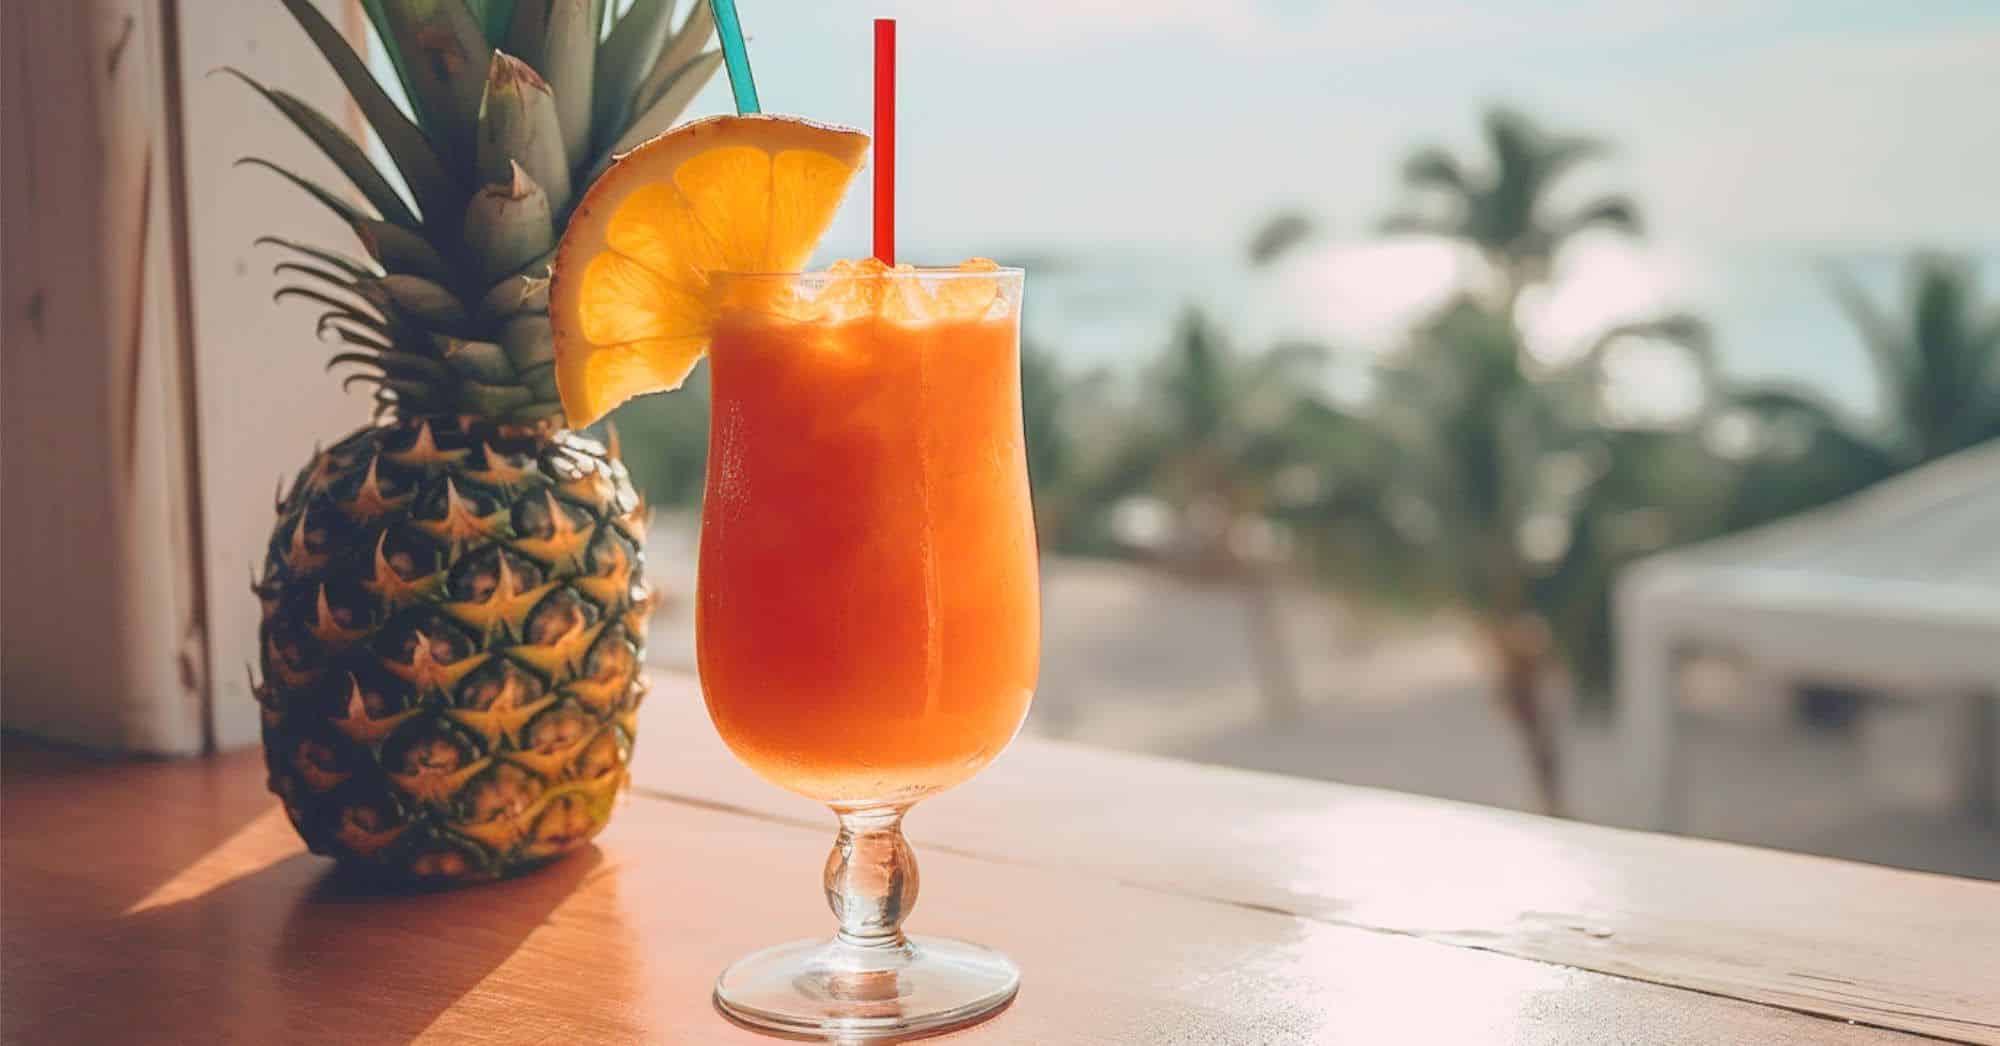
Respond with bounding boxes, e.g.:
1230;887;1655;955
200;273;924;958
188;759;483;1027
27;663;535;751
824;804;918;950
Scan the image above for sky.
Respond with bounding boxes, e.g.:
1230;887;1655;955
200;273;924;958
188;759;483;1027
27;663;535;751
678;0;2000;258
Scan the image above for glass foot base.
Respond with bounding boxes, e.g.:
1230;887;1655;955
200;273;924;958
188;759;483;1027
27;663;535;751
714;935;1019;1041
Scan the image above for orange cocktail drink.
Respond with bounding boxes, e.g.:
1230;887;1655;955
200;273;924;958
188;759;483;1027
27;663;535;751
696;263;1037;806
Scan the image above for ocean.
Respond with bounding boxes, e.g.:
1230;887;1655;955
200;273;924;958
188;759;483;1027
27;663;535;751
997;242;2000;423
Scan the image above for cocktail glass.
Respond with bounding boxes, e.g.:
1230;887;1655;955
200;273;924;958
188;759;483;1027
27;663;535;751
697;265;1036;1039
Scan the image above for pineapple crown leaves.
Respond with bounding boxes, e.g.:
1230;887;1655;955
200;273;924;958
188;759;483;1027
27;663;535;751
244;0;722;425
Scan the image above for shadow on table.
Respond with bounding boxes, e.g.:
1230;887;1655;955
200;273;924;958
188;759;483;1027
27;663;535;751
12;843;604;1044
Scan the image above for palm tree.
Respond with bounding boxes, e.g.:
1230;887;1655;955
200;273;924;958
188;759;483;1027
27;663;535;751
1019;344;1119;554
1294;299;1729;814
1317;105;1722;813
1247;210;1317;268
1083;307;1330;722
1726;253;2000;530
1382;106;1641;310
1839;253;2000;462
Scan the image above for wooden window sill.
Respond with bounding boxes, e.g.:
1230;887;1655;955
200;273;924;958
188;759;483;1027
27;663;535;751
4;670;1995;1044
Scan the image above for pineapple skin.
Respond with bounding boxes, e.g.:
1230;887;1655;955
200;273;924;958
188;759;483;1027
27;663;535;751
255;416;652;882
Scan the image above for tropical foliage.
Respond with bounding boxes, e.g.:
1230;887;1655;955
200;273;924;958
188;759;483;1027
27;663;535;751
1272;105;1706;812
1286;298;1725;812
1070;311;1331;720
1725;253;2000;529
1380;106;1642;307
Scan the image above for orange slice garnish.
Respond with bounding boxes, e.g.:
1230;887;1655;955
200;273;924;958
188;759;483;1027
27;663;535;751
550;114;869;427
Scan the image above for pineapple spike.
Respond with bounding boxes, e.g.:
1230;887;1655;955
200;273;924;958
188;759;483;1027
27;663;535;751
426;478;499;547
331;673;416;745
469;441;539;490
316;309;389;341
275;285;386;326
604;420;621;462
464;162;555;284
255;236;382;280
315;315;391;355
365;531;437;606
319;319;393;353
341;372;387;394
509;612;600;680
591;0;676;151
326;351;386;375
215;67;421;229
445;554;550;639
237;156;375;227
286;298;385;344
273;261;361;296
277;0;463;232
389;419;471;467
387;629;486;693
513;489;592;569
311;305;389;335
320;332;394;364
323;297;403;337
240;159;456;284
314;583;336;622
535;0;598;173
274;476;287;515
285;507;327;574
313;584;370;646
383;378;435;405
328;350;452;383
376;0;493;166
476;52;572;207
344;454;411;522
389;753;493;805
444;670;550;749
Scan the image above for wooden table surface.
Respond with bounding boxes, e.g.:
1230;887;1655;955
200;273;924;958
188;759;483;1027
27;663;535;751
5;670;1996;1045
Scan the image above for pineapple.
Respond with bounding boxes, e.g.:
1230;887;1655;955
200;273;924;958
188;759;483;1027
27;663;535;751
245;0;721;882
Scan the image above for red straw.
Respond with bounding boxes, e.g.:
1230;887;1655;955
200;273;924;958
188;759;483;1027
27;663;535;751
873;18;896;265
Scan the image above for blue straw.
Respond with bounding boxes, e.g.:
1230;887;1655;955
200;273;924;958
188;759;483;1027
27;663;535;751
709;0;761;115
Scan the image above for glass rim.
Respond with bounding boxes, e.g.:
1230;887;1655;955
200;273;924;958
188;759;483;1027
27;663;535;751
712;266;1024;283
